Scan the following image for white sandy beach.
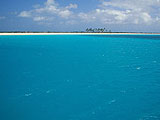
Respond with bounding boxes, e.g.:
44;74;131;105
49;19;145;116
0;33;160;35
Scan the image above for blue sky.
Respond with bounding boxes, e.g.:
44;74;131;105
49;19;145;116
0;0;160;32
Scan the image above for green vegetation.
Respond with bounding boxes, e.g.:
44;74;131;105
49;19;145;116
85;28;112;33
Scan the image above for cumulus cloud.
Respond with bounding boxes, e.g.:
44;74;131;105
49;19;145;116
18;0;160;26
19;11;31;17
58;10;72;19
66;4;77;9
19;0;77;22
33;16;46;21
45;0;56;6
78;0;160;25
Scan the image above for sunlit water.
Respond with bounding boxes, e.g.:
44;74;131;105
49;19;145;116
0;35;160;120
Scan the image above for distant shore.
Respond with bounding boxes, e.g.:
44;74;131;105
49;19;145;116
0;33;160;35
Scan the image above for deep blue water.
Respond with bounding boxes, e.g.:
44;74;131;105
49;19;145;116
0;35;160;120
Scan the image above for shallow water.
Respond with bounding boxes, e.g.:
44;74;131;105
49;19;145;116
0;35;160;120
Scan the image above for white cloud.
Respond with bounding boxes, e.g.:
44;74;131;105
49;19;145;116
33;16;46;21
107;10;128;21
18;0;160;26
58;10;72;19
101;0;160;12
19;0;77;22
66;4;77;9
141;12;152;23
78;0;160;25
45;0;56;6
78;9;129;24
156;17;160;22
19;11;31;17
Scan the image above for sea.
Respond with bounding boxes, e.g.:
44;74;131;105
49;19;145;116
0;34;160;120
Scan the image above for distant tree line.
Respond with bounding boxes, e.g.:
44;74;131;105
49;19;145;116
85;28;111;33
0;29;113;33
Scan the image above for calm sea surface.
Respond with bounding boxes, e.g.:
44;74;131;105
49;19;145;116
0;35;160;120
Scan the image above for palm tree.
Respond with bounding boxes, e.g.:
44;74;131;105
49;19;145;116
85;27;111;33
86;28;89;32
88;28;92;32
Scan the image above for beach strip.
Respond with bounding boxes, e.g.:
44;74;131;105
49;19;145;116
0;33;160;35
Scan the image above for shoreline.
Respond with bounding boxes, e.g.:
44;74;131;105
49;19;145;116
0;33;160;35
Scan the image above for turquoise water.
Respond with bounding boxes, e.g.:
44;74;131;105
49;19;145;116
0;35;160;120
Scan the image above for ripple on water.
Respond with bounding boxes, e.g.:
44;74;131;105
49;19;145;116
24;93;32;97
46;90;51;93
139;115;160;120
136;67;141;70
108;99;116;104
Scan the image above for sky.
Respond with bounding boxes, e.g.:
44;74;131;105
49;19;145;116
0;0;160;32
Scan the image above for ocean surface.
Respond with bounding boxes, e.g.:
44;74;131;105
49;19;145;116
0;34;160;120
